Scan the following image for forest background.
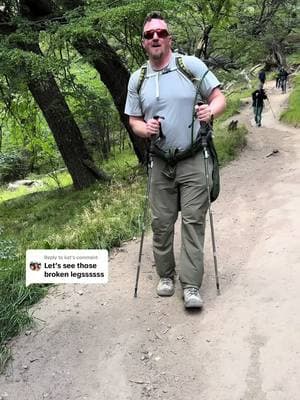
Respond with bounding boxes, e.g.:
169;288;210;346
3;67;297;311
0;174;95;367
0;0;299;371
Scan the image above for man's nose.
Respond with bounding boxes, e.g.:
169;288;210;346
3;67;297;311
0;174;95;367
153;32;159;39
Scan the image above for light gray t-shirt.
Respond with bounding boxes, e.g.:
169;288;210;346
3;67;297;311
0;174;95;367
125;53;220;151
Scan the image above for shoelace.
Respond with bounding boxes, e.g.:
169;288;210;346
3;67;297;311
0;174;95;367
161;278;172;284
185;288;199;297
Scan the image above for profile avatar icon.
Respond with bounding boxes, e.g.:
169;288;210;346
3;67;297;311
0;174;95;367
30;262;41;271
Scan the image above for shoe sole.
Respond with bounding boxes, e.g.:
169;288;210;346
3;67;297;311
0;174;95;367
183;292;203;308
184;299;203;309
157;289;175;297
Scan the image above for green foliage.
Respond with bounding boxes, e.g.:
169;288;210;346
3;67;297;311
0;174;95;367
287;52;300;66
0;222;46;371
0;44;53;84
0;149;31;184
214;126;247;165
216;88;253;123
167;0;234;55
219;96;242;121
0;345;11;374
0;150;145;371
280;75;300;126
59;56;121;160
0;254;47;372
0;87;61;174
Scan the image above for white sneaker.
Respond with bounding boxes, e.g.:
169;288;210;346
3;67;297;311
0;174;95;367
156;278;175;296
183;288;203;308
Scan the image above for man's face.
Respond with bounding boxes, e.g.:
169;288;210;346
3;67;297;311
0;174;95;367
142;18;172;61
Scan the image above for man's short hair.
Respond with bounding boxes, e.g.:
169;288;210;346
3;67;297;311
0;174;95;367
143;11;166;27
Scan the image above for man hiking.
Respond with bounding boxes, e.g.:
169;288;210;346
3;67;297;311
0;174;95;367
125;11;226;308
276;66;281;88
258;69;266;87
279;67;289;93
252;86;267;127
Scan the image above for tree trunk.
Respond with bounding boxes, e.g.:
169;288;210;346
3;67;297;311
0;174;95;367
195;25;213;60
17;2;110;189
73;36;147;164
19;0;147;164
28;73;110;189
11;0;147;165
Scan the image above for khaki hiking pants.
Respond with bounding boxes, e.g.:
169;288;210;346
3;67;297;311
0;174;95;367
149;151;213;289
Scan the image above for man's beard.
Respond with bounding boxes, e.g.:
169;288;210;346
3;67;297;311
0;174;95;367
151;49;163;60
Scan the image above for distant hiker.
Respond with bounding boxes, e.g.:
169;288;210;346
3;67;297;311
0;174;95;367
279;67;289;93
252;87;267;127
125;11;226;308
258;69;266;86
275;73;280;88
276;66;281;88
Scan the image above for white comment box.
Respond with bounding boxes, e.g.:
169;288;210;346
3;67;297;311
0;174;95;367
26;249;108;286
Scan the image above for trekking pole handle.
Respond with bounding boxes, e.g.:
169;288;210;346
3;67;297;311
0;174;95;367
196;101;213;124
196;101;205;111
196;102;213;145
153;115;165;139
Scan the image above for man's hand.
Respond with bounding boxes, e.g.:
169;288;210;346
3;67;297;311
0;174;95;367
145;118;161;138
195;103;213;123
128;116;162;139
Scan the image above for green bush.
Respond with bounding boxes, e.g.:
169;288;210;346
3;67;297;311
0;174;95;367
0;150;31;184
280;75;300;126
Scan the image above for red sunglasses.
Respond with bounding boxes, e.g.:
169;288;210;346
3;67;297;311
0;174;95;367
143;29;170;40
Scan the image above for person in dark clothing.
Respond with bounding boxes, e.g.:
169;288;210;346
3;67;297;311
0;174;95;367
279;67;289;93
276;73;280;88
276;66;282;88
258;70;266;86
252;87;267;127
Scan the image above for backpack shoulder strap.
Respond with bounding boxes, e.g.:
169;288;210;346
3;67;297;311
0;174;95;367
175;55;197;83
137;56;208;94
137;63;147;95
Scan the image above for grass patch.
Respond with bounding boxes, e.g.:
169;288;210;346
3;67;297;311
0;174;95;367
280;75;300;126
0;233;48;372
218;86;254;123
214;125;248;165
221;95;243;120
0;150;147;372
287;53;300;65
0;345;11;374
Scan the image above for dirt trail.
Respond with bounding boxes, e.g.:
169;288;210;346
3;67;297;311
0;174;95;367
1;81;300;400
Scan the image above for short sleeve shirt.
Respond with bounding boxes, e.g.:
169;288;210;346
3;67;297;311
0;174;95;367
125;53;220;151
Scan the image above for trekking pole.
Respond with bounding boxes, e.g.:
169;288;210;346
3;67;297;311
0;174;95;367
198;103;221;295
134;148;152;298
134;116;165;297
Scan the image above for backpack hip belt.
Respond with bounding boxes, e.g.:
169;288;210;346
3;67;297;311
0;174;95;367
150;135;205;166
